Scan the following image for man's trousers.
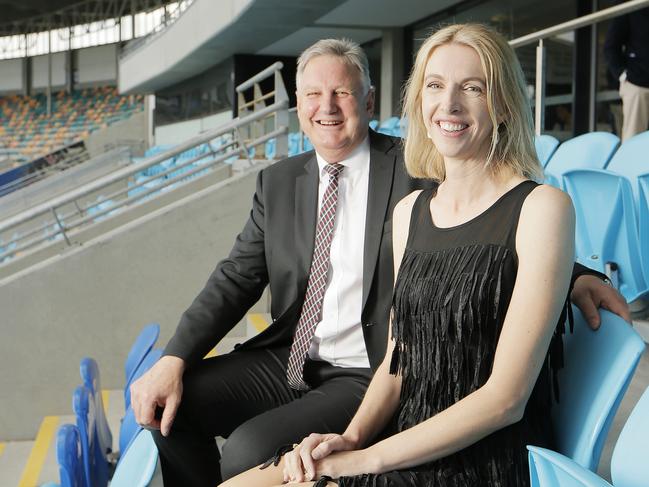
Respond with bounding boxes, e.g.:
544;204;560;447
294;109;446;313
151;347;372;486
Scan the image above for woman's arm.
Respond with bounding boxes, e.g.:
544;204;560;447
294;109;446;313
317;185;575;477
285;191;423;482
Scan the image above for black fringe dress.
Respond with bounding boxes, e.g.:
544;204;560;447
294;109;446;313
337;181;566;487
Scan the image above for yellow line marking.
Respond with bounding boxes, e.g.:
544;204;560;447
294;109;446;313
0;442;5;457
204;347;218;358
101;389;110;411
249;313;270;333
18;416;59;487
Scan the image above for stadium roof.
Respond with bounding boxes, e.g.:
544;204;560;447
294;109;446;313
0;0;173;35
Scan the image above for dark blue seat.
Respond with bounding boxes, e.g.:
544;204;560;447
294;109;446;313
73;385;109;487
124;348;163;411
54;424;84;487
124;323;160;394
79;358;112;461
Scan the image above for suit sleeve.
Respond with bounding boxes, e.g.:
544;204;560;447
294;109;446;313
571;262;608;288
604;14;629;80
163;170;270;367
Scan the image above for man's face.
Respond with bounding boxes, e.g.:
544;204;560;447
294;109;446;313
296;55;374;163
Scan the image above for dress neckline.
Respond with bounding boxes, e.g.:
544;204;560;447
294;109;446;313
427;180;536;232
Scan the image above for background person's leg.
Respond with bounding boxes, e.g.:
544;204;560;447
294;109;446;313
153;347;299;487
220;362;372;480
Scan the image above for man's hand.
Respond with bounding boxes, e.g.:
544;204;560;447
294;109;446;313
283;433;358;482
571;274;631;329
130;355;186;437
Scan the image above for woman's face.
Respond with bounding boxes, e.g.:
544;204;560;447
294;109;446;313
421;43;494;166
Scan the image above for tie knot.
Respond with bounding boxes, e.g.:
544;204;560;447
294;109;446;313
325;163;344;179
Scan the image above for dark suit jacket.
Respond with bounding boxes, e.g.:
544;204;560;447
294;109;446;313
604;5;649;88
164;130;600;372
164;131;421;370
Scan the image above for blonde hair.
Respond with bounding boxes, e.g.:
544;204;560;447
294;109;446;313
296;38;372;95
402;23;542;181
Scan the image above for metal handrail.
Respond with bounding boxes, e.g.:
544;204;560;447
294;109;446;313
508;0;649;135
510;0;649;48
0;62;289;267
236;62;284;92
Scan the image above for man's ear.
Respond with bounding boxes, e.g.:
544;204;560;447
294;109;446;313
366;87;376;117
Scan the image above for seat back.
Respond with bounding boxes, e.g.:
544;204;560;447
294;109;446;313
79;357;112;459
545;132;619;179
535;134;560;168
610;385;649;487
124;323;160;387
119;406;143;456
73;385;109;487
56;424;84;487
552;307;645;470
563;169;648;302
527;446;611;487
111;430;158;487
637;173;649;277
124;348;163;410
605;130;649;207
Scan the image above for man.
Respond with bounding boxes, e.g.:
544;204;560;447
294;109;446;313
131;38;629;486
604;3;649;141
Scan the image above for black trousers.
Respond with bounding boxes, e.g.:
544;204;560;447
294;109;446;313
152;347;372;487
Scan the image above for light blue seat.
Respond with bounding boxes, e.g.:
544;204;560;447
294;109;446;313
79;358;112;460
124;323;160;394
73;385;109;487
551;307;645;471
638;174;649;277
125;348;163;411
369;119;379;130
563;169;648;302
605;130;649;208
528;384;649;486
54;424;84;487
111;430;158;487
545;132;619;186
535;134;560;168
377;116;401;137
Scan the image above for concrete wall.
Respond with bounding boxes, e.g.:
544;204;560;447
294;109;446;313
0;58;24;94
0;166;268;440
85;111;149;157
31;52;67;91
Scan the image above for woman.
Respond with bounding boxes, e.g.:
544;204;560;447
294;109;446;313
221;23;575;486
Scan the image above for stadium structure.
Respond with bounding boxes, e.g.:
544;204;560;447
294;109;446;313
0;0;648;485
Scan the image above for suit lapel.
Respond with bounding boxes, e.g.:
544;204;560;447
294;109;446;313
294;155;319;289
362;134;396;309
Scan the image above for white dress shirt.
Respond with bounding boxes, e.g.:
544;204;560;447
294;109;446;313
308;137;371;368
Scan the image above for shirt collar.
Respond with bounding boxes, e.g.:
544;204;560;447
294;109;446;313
315;136;370;177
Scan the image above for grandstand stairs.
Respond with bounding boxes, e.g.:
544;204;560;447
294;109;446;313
0;313;271;487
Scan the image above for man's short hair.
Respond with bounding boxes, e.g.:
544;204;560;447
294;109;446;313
296;38;372;94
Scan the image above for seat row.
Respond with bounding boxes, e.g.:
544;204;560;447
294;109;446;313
44;323;162;487
537;130;649;304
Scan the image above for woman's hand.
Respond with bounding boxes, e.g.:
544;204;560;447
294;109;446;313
282;433;359;482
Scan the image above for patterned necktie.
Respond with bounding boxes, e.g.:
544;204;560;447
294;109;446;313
286;163;344;390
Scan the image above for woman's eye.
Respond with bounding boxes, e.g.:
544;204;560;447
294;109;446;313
426;82;442;89
464;85;483;96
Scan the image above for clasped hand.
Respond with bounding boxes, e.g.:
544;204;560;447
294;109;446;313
282;433;370;483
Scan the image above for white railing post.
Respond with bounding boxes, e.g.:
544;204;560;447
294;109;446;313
535;39;546;136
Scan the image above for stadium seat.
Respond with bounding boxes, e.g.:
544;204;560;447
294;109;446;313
638;174;649;277
563;169;648;302
551;306;645;471
377;116;401;137
73;385;109;487
54;424;84;487
534;134;560;168
79;358;113;460
119;407;142;457
528;384;649;486
544;132;619;183
605;130;649;208
124;323;160;392
111;430;158;487
125;348;163;411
